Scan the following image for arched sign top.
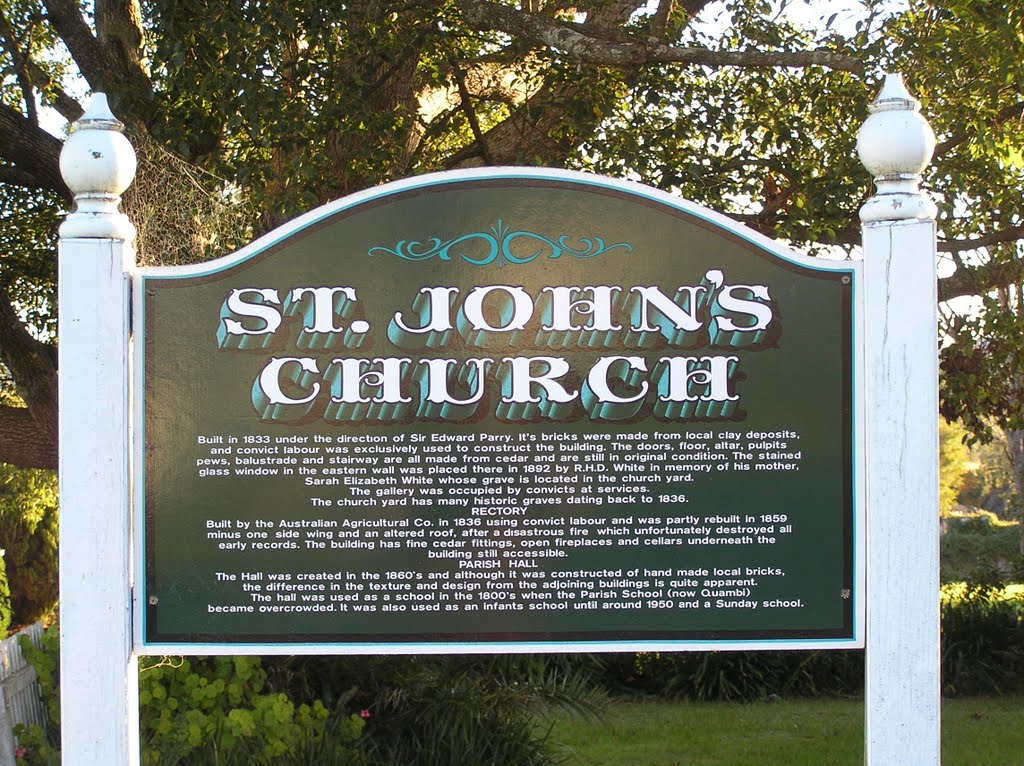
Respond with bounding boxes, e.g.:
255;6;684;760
135;167;862;654
140;168;854;280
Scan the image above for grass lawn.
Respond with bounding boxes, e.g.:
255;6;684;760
545;696;1024;766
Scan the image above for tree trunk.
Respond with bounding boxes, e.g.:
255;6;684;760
0;406;56;468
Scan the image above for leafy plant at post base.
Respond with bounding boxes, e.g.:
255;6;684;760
14;625;61;764
0;553;12;636
11;629;365;765
138;654;363;765
13;634;605;766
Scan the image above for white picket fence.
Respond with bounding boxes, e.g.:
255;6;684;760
0;623;47;764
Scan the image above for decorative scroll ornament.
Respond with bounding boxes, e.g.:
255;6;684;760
368;219;632;265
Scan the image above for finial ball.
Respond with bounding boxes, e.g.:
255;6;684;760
856;74;935;178
59;94;137;197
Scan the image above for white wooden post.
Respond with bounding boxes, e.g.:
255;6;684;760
57;94;139;765
858;74;941;764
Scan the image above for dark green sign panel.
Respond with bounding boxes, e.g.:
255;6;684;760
137;169;862;652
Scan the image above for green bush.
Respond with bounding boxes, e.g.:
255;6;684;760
940;510;1021;583
599;648;864;702
270;654;604;766
941;583;1024;696
0;553;12;636
592;586;1024;702
138;655;363;765
12;629;365;766
15;625;61;764
18;588;1023;761
13;633;604;765
0;465;58;627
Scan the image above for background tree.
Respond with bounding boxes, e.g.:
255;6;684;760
940;419;972;517
958;434;1020;520
0;0;1023;471
941;282;1024;553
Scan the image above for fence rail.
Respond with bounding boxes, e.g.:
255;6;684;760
0;623;47;764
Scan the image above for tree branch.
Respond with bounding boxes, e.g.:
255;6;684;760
95;0;149;97
26;61;84;122
0;164;48;189
41;0;152;121
0;103;69;199
459;0;863;72
939;226;1024;254
447;0;656;169
0;7;38;125
41;0;108;90
0;8;83;130
680;0;715;17
649;0;673;41
938;255;1024;303
449;58;494;165
96;0;143;62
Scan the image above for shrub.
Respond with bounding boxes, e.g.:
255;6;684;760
15;625;61;764
13;633;605;765
271;654;604;766
941;583;1024;696
0;553;12;636
600;649;864;702
940;510;1021;583
593;586;1024;701
138;655;363;765
13;629;365;766
0;466;58;627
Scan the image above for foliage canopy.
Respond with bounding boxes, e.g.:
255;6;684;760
1;0;1024;467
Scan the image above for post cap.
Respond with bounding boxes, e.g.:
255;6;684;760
58;93;137;240
856;74;937;223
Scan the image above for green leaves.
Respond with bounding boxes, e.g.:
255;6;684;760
0;183;59;338
138;655;352;765
941;287;1024;444
889;1;1024;248
0;464;57;626
146;0;457;228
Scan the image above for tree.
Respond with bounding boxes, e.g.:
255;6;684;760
939;419;972;517
940;284;1024;553
2;0;1024;469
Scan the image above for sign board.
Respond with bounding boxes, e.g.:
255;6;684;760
135;168;863;653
